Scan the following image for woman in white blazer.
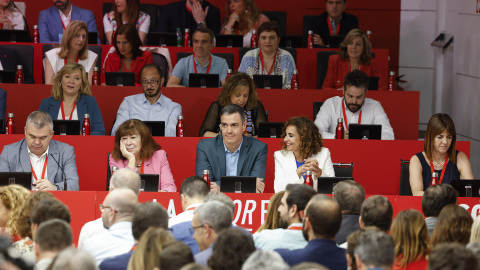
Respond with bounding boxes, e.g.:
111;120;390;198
274;117;335;192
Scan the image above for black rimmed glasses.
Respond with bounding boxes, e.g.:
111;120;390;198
99;204;117;213
189;224;205;235
141;79;161;87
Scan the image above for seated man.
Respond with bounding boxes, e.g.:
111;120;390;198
315;69;394;140
111;63;182;136
167;28;228;87
0;111;79;190
0;46;35;84
34;219;73;270
333;180;365;245
422;184;458;236
195;104;267;192
354;230;395;270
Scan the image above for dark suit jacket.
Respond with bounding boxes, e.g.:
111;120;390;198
99;250;133;270
0;139;79;190
156;0;221;34
39;94;106;135
195;135;267;185
335;214;360;245
38;5;100;43
305;11;358;47
0;88;5;126
0;46;35;84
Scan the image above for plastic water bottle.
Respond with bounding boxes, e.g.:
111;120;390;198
176;28;182;47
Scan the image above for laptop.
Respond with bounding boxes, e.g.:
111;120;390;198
139;174;160;192
88;32;98;44
0;118;3;134
53;120;81;135
0;30;31;42
368;76;379;90
146;32;178;46
188;73;220;88
348;124;382;140
327;35;346;48
316;177;354;194
142;121;165;137
257;122;285;138
215;35;243;47
105;72;136;86
450;180;480;197
279;35;303;48
252;75;283;89
220;176;257;193
0;172;32;190
0;70;16;84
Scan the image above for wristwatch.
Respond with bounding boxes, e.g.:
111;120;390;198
197;21;205;28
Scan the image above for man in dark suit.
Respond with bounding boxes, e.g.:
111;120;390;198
195;104;267;193
0;46;34;84
156;0;221;35
305;0;358;47
333;180;365;245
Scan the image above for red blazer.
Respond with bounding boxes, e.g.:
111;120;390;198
104;50;154;84
322;54;387;91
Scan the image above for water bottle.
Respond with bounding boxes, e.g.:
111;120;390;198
203;170;211;187
308;30;314;49
176;28;182;47
176;115;184;137
184;28;190;47
291;69;299;89
33;25;39;44
226;69;232;81
15;65;24;84
5;113;14;134
366;30;372;47
92;67;99;86
305;171;314;187
388;71;395;91
251;30;257;48
82;114;90;135
431;172;438;185
335;118;344;139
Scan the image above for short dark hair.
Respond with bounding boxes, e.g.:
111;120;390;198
140;63;164;79
208;228;256;270
285;184;317;219
360;195;393;232
114;24;143;59
354;230;395;269
333;180;365;213
179;176;209;199
422;184;458;217
30;199;71;225
220;104;246;123
257;21;281;38
35;218;72;252
306;195;342;238
429;243;478;270
344;69;369;92
192;27;215;43
159;241;194;270
132;202;169;240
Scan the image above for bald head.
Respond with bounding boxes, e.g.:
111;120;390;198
306;195;342;239
110;168;141;195
105;188;137;221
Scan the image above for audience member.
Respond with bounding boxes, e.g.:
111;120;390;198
354;230;395;270
467;243;480;270
203;192;236;218
127;227;175;270
274;117;335;192
195;104;267;192
421;184;458;236
255;184;316;250
158;241;195;270
359;195;393;232
30;198;71;241
208;227;255;270
471;217;480;243
103;0;150;45
109;119;176;191
0;0;25;29
0;111;80;190
241;250;289;270
276;195;347;269
34;219;73;270
431;204;473;246
111;63;182;136
52;247;99;270
199;71;267;137
332;180;365;245
345;227;380;270
254;191;284;237
39;63;106;135
180;263;211;270
167;28;228;87
0;185;30;241
315;69;395;140
429;243;477;270
0;46;34;83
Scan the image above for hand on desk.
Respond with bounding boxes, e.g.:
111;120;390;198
33;179;56;191
210;182;220;193
344;130;349;139
256;178;265;193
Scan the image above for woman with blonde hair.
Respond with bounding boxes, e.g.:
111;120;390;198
127;227;175;270
0;185;30;241
254;191;284;238
470;217;480;243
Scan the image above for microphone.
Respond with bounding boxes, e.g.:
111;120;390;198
50;153;67;191
10;2;31;41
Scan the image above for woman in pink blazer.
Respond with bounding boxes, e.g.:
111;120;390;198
109;119;176;192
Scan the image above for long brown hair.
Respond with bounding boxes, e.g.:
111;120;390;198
113;0;141;28
338;28;372;65
255;191;284;233
431;204;472;246
51;63;92;102
127;228;175;270
281;117;324;160
58;20;89;60
217;71;258;111
424;113;457;164
111;119;161;161
114;24;143;59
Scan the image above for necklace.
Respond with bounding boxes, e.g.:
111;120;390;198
135;164;142;167
432;159;445;166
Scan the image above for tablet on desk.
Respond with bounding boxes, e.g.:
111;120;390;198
257;122;285;138
0;70;16;84
146;32;178;46
88;32;98;44
348;124;382;140
0;30;31;42
53;120;81;135
105;72;136;86
450;180;480;197
142;121;165;137
368;76;379;90
215;35;243;47
220;176;257;193
188;73;219;88
279;35;303;48
317;177;354;194
139;174;159;192
252;75;283;89
0;172;32;190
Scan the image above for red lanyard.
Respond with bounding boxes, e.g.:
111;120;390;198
60;101;76;120
130;245;137;251
30;156;48;181
287;225;303;230
259;49;277;75
193;55;212;74
430;154;449;185
121;59;136;72
61;16;72;30
140;160;144;174
64;56;79;65
186;206;197;211
341;98;362;131
185;2;192;13
327;17;341;36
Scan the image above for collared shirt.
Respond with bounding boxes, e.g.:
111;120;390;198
28;147;49;187
111;93;182;136
58;8;72;29
171;54;228;87
168;202;203;228
314;96;395;140
224;138;243;176
328;16;342;36
254;223;308;251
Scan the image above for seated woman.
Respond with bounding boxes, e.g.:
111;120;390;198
103;0;150;45
44;20;98;85
109;119;177;192
0;0;25;30
322;28;387;90
39;63;106;135
221;0;269;47
431;204;473;246
0;185;30;243
409;113;474;196
274;117;335;192
199;71;267;137
239;21;296;89
253;191;284;239
103;24;153;84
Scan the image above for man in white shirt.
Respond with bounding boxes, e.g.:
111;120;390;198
315;70;395;140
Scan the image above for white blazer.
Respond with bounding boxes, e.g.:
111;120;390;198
274;148;335;193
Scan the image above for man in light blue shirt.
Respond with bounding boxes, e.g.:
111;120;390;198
112;63;182;136
167;27;228;87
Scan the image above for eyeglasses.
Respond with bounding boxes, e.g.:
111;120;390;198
141;79;161;87
189;224;205;235
99;204;117;213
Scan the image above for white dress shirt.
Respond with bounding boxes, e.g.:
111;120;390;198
168;203;203;228
77;218;105;249
314;96;394;140
58;8;72;29
28;147;49;187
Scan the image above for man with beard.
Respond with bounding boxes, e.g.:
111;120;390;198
275;194;347;269
254;184;316;250
111;63;182;136
315;69;394;140
38;0;100;43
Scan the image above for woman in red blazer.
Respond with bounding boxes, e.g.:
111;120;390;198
103;24;153;85
322;28;387;91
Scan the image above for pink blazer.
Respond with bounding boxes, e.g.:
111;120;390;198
109;150;177;192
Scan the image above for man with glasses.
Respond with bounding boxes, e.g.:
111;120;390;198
111;63;182;136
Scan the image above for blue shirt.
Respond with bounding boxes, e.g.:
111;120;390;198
224;139;243;176
111;93;182;136
172;54;228;87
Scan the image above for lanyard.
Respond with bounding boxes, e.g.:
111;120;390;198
30;156;48;181
327;17;340;36
193;55;212;74
61;16;72;30
64;56;79;66
140;160;144;174
121;59;136;72
287;225;303;230
259;49;277;75
430;154;449;185
341;98;362;131
186;206;197;211
60;101;76;120
185;2;192;13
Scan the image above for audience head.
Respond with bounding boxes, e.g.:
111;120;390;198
16;190;55;239
431;204;473;246
109;168;141;195
140;63;164;99
113;24;143;59
257;21;281;54
179;176;210;210
333;180;365;213
343;70;368;113
204;192;235;219
429;243;477;270
112;119;161;161
25;111;54;156
128;227;175;270
30;198;71;241
346;227;380;270
192;28;215;58
471;217;480;243
422;183;458;217
360;195;393;232
34;219;72;257
467;243;480;270
192;200;232;251
303;194;342;241
218;71;258;111
158;241;194;270
52;247;99;270
339;28;372;65
256;191;284;233
354;230;395;270
290;262;329;270
278;184;317;229
132;202;169;241
0;185;30;237
208;227;255;270
52;63;91;102
424;113;458;164
224;0;262;29
101;188;137;229
52;0;71;12
281;117;324;160
113;0;141;26
241;250;289;270
325;0;346;21
59;20;89;60
219;104;247;147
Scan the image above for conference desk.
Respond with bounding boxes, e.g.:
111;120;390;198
2;84;419;140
